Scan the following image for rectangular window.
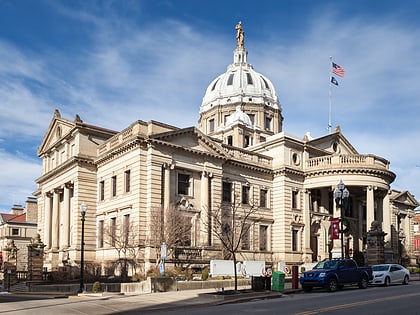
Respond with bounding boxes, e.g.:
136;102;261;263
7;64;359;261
209;119;215;132
242;185;250;204
246;72;253;85
227;73;234;85
248;114;255;125
292;190;299;209
100;181;105;201
292;229;299;251
259;225;268;251
124;170;131;193
112;175;117;197
244;135;250;148
12;228;19;236
222;182;232;202
177;173;191;195
110;217;116;246
260;189;268;208
265;116;272;131
98;220;104;248
123;214;130;244
227;136;233;146
241;224;250;250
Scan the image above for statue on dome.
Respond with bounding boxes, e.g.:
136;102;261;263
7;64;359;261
235;21;244;48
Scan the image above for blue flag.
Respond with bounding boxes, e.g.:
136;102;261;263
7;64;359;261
331;76;338;86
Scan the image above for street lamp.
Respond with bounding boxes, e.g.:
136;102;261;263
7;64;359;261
78;202;87;293
334;180;350;259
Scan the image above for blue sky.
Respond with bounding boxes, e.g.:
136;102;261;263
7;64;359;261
1;0;420;212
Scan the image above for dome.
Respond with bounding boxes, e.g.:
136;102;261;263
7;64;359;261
200;28;280;114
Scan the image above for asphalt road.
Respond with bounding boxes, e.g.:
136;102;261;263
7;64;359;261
1;283;420;314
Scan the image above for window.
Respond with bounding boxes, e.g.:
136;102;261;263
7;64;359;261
227;136;233;146
111;175;117;197
292;229;299;251
242;185;250;204
123;214;130;244
292;190;299;209
244;135;250;148
246;72;253;85
209;119;215;132
259;225;268;251
227;73;234;85
241;224;250;250
98;220;104;248
12;228;19;236
248;114;255;125
99;181;105;201
177;173;191;195
265;116;272;131
124;170;131;193
222;182;232;202
110;217;116;246
260;189;268;208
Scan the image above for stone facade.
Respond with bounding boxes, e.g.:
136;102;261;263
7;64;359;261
34;24;418;277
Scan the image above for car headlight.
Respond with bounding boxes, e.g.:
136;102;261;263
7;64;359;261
319;272;326;278
375;273;384;277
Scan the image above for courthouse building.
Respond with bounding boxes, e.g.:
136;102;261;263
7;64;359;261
34;24;418;276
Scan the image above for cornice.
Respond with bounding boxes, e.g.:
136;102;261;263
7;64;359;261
305;167;396;183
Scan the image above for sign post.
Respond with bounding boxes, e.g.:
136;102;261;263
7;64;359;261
160;242;167;276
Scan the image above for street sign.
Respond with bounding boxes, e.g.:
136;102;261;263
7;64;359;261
160;242;167;260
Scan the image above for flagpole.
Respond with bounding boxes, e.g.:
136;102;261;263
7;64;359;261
328;56;333;134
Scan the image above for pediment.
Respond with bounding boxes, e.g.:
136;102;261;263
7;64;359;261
37;110;76;156
307;127;358;155
391;190;420;208
150;127;227;158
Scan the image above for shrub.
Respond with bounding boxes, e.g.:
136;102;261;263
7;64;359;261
92;281;102;293
201;269;209;281
131;273;140;282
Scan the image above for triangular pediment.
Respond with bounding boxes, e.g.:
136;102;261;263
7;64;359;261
37;109;77;156
307;126;358;155
150;127;228;158
391;190;420;208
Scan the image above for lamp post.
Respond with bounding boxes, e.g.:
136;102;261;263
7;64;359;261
78;202;87;293
334;180;350;259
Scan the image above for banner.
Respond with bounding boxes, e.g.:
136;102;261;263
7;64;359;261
330;217;340;240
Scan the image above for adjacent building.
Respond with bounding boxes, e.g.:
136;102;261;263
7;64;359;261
34;23;418;277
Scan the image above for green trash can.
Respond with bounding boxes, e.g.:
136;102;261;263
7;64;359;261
271;271;285;292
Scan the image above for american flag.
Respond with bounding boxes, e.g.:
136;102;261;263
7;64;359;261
332;62;345;77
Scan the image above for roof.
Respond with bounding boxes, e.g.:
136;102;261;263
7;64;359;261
0;213;27;223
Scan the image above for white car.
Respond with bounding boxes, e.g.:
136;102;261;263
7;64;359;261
371;264;410;286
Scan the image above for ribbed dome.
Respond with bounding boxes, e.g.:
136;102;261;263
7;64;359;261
200;47;280;114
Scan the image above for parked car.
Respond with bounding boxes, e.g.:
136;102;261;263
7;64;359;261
370;264;410;286
300;258;373;292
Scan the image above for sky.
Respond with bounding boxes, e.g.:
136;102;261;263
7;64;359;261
1;0;420;212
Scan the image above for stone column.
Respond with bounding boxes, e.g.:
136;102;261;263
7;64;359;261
302;189;312;262
200;171;210;245
366;186;375;234
163;163;171;211
358;202;364;250
51;188;61;250
61;183;72;249
44;192;52;249
382;191;391;244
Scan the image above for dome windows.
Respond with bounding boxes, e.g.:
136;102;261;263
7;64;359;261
227;73;234;85
246;72;253;85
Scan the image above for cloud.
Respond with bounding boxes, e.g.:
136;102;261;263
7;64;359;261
0;149;41;211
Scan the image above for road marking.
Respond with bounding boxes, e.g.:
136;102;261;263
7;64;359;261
294;292;420;315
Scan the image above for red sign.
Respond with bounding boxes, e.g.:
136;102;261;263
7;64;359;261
330;218;340;240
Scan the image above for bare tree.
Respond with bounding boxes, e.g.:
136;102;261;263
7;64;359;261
208;197;260;291
103;217;141;281
149;205;193;267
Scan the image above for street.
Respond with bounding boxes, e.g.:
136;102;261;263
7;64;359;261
1;283;420;314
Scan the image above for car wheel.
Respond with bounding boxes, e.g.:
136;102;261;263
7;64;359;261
327;278;338;292
358;275;368;289
303;285;313;292
384;277;390;287
403;275;409;285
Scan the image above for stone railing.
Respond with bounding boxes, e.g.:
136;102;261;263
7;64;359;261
224;148;272;167
306;154;389;170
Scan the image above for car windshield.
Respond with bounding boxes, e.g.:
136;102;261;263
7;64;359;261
313;260;339;270
372;265;389;272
